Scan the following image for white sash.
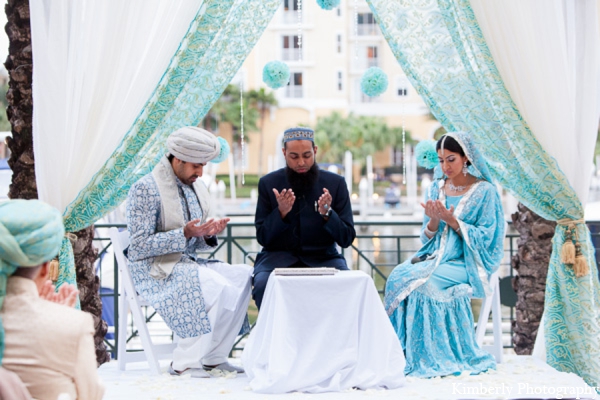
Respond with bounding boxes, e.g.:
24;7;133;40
149;156;211;279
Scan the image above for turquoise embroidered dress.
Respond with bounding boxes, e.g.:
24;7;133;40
384;132;505;378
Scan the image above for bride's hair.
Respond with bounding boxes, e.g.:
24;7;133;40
436;135;471;165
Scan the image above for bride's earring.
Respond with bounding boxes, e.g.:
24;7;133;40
462;161;468;177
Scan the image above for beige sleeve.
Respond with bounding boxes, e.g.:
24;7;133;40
0;367;32;400
73;322;105;400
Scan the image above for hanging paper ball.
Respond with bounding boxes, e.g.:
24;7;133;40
415;140;439;169
360;67;388;97
316;0;341;10
262;61;290;89
211;137;230;164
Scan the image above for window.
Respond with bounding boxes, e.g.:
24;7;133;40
354;46;379;70
366;46;378;67
336;70;344;91
286;72;304;98
336;4;342;17
396;76;410;97
336;33;343;54
357;12;379;36
283;0;299;11
282;35;301;61
282;0;301;23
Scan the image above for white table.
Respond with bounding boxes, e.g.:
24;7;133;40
242;270;406;394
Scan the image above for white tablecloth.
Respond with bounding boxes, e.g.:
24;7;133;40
242;270;406;394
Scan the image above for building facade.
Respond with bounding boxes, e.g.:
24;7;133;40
216;0;440;176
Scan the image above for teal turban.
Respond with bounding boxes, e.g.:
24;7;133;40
0;199;64;364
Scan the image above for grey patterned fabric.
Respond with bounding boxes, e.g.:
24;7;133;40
126;173;214;338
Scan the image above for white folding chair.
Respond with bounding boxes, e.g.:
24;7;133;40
108;227;177;375
474;271;503;363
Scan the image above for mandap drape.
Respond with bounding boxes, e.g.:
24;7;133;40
30;0;280;289
367;0;600;388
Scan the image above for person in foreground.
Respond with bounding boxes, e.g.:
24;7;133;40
384;132;505;378
127;126;251;378
252;127;356;309
0;366;31;400
0;199;104;400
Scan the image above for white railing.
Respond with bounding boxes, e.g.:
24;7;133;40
351;57;379;72
357;24;380;36
281;10;315;25
281;48;303;62
285;85;304;98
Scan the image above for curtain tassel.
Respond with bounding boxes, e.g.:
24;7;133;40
560;227;576;264
48;259;60;283
557;219;589;277
573;243;589;278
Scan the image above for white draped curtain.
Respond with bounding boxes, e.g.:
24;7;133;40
31;0;203;212
471;0;600;369
470;0;600;204
29;0;281;292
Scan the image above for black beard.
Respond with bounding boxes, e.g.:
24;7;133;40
285;163;319;197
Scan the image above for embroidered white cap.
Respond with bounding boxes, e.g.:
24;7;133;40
166;126;221;164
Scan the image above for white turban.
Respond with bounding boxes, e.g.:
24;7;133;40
166;126;221;164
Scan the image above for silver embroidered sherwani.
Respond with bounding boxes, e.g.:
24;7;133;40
126;160;251;370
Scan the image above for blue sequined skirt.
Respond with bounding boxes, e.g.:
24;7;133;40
389;281;496;378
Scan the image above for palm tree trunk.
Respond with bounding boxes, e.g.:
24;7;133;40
73;227;110;365
5;0;108;365
5;0;35;200
511;202;555;354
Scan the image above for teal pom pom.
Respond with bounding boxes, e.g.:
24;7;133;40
360;67;388;97
317;0;340;10
415;140;439;169
263;61;290;89
211;137;230;164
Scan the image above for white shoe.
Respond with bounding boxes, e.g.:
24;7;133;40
168;363;210;378
203;361;244;374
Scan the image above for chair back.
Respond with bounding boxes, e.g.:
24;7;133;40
108;227;174;375
108;227;147;306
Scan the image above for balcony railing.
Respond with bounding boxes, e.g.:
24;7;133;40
285;85;303;98
357;24;380;36
351;57;379;72
93;221;600;359
281;48;303;62
281;10;302;24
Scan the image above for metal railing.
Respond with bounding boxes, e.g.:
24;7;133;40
285;85;303;98
353;57;379;70
356;24;380;36
93;221;600;358
281;48;302;62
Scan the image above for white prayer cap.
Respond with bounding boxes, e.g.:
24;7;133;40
167;126;221;164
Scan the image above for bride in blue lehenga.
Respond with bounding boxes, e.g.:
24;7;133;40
384;132;505;378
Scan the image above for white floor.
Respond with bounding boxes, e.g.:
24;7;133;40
98;355;597;400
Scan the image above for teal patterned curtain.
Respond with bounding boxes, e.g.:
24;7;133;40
54;0;280;287
367;0;600;388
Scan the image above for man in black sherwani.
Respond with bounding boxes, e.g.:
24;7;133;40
252;127;356;309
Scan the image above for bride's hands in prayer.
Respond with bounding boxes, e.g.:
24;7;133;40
426;200;460;233
421;200;440;228
432;200;455;225
420;200;458;235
